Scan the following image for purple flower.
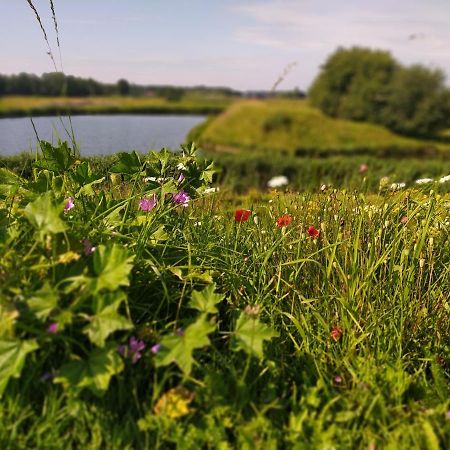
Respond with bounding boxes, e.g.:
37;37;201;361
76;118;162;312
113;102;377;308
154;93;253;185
40;371;53;382
118;336;146;364
47;322;58;333
334;375;342;384
139;195;157;212
447;411;450;421
129;336;145;364
177;173;185;183
173;190;190;207
82;239;96;256
151;343;161;354
64;197;74;212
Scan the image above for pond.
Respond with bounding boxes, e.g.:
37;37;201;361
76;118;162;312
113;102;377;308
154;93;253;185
0;114;206;156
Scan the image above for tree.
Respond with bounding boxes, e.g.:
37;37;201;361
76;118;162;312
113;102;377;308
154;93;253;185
117;79;130;96
308;47;398;123
381;65;450;137
309;47;450;137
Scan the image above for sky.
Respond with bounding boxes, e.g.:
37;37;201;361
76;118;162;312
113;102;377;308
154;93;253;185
1;0;450;91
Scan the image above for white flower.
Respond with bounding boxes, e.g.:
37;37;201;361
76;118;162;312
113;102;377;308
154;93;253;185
177;163;187;170
439;175;450;183
204;187;219;194
415;178;434;184
390;182;406;191
267;175;289;188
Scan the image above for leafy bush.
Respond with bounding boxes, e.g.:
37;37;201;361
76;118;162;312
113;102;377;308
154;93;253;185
309;47;450;137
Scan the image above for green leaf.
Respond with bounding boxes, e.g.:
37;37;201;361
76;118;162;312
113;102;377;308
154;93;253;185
90;245;135;292
110;151;142;174
0;339;38;397
234;313;278;359
76;177;105;197
35;141;75;173
189;283;223;314
28;282;59;320
155;315;215;375
24;192;66;237
83;292;133;347
54;344;124;396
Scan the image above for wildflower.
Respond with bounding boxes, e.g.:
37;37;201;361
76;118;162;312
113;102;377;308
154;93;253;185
204;187;219;194
244;304;261;318
173;190;190;207
82;239;96;255
175;327;185;337
400;216;408;224
64;197;74;212
129;336;145;363
177;173;185;183
118;336;146;364
439;175;450;183
47;322;58;333
139;195;157;212
40;371;53;382
307;225;320;239
330;326;343;341
415;178;434;184
359;163;368;174
235;209;251;222
277;214;292;228
390;182;406;191
154;386;194;419
267;175;288;188
446;410;450;421
334;375;342;384
151;343;161;354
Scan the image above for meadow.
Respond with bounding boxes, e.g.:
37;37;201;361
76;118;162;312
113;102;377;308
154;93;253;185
0;94;232;118
0;142;449;449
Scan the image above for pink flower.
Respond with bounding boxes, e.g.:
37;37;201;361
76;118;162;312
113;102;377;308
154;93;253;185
173;190;190;207
359;163;368;174
47;323;58;333
151;343;161;354
64;197;74;212
334;375;342;384
139;195;157;212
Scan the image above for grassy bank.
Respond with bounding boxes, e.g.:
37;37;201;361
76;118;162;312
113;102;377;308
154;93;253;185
0;143;449;448
0;94;233;117
190;99;450;157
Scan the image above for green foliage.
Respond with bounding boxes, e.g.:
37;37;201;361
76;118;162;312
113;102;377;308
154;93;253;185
233;312;278;359
1;143;449;448
309;46;450;137
309;46;397;122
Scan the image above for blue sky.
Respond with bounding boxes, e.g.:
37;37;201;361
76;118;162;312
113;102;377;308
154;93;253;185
1;0;450;90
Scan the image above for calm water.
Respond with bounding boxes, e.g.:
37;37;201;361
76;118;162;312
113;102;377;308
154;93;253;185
0;115;206;156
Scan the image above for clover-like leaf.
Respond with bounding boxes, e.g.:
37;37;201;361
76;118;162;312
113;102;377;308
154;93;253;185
54;343;124;396
189;283;224;314
155;315;215;375
24;192;66;238
234;313;278;359
83;292;133;347
90;245;135;292
0;339;39;397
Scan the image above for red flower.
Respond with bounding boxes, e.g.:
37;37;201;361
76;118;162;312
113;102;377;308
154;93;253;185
277;214;292;228
235;209;251;222
307;225;320;239
331;326;342;341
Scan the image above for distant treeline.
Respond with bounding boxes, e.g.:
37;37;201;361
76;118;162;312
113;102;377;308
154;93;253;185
0;72;305;99
0;72;242;99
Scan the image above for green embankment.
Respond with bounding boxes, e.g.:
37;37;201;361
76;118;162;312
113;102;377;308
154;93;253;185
190;99;450;156
0;94;232;117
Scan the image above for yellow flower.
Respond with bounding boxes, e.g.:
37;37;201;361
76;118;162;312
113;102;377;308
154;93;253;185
154;386;194;419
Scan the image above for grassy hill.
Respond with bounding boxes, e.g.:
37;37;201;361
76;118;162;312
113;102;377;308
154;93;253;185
190;99;450;157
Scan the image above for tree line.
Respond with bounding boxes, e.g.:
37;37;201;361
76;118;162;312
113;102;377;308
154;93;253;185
309;47;450;137
0;72;241;100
